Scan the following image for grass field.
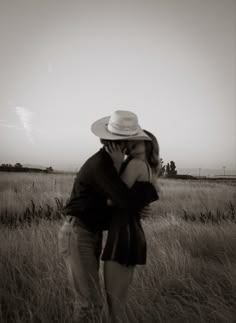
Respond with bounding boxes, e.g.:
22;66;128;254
0;172;236;322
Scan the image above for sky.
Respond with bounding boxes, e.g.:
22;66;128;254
0;0;235;174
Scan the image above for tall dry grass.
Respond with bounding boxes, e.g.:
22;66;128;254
0;172;74;215
0;173;236;322
153;178;236;218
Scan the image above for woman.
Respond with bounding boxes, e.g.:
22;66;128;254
102;130;160;323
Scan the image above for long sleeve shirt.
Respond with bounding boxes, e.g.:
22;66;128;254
63;148;158;231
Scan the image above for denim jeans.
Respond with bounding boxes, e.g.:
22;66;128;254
58;216;103;322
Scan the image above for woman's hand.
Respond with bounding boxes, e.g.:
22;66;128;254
139;205;153;219
106;142;126;172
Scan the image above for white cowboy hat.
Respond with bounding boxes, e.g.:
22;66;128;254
91;110;151;141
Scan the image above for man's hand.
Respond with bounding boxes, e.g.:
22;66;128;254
107;198;113;206
106;142;126;172
140;205;153;219
152;176;161;194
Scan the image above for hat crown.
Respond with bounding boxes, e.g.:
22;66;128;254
107;110;139;136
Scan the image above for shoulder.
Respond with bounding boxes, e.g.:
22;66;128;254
79;150;107;177
83;149;106;168
126;158;146;168
124;158;148;176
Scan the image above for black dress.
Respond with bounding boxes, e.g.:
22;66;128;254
102;162;158;266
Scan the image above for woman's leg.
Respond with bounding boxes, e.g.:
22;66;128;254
58;218;103;322
104;260;135;323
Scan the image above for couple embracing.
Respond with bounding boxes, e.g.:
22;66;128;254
58;110;160;322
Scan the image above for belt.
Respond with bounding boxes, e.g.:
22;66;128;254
65;215;96;233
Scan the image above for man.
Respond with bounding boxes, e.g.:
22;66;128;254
58;110;158;321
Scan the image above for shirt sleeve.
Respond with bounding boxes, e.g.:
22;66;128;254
91;160;158;212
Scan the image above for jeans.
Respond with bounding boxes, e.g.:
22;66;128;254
58;216;103;322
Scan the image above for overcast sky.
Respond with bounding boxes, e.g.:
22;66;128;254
0;0;235;172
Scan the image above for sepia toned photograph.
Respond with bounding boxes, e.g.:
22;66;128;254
0;0;235;322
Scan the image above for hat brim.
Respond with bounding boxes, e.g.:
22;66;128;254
91;116;151;141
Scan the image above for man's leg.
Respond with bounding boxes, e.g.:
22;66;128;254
59;220;103;322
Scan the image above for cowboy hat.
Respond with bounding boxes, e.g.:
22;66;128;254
91;110;151;141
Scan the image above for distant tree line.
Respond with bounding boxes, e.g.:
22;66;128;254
159;159;198;179
0;163;54;173
159;159;177;177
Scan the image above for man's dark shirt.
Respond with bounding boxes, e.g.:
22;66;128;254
63;148;158;232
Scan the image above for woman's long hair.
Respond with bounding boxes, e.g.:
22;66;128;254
143;129;160;176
